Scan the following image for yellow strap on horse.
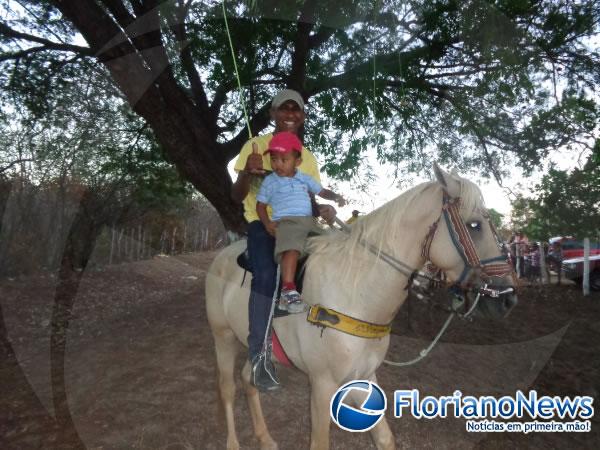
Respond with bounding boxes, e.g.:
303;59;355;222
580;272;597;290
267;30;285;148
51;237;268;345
307;305;391;339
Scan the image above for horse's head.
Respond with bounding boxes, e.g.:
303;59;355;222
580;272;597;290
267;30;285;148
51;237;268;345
425;164;518;319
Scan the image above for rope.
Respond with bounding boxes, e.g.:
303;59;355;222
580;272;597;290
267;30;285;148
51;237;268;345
222;0;252;138
383;288;483;367
330;217;466;368
262;264;280;353
371;0;380;153
383;312;455;366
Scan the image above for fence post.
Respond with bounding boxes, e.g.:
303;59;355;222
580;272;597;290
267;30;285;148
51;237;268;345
140;228;145;260
171;227;177;254
129;228;134;260
539;241;547;284
117;228;125;262
516;243;521;278
160;230;166;254
583;238;590;296
109;228;116;265
136;225;141;260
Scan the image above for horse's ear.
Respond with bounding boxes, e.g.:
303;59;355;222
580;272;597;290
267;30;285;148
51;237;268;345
433;163;461;198
433;162;447;187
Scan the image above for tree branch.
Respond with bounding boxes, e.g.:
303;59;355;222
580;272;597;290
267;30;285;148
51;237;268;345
166;2;211;117
222;103;272;162
209;69;284;119
99;0;137;29
0;22;92;55
288;0;319;91
0;45;44;62
308;26;336;49
439;92;507;185
0;159;33;174
308;46;432;95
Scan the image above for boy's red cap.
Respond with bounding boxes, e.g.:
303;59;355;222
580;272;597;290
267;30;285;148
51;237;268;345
264;131;302;155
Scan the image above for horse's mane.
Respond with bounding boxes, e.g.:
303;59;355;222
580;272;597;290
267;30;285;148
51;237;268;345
306;174;485;286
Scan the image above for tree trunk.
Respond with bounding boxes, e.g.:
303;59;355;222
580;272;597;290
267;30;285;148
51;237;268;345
52;0;247;232
0;301;63;447
49;187;106;448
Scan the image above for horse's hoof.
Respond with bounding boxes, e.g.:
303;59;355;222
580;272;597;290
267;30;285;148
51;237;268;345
226;438;240;450
259;437;278;450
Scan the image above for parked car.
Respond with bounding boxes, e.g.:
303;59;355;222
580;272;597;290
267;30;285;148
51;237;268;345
561;254;600;291
547;237;600;273
548;237;600;260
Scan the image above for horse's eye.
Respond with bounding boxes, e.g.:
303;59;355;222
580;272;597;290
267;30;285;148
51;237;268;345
468;221;481;231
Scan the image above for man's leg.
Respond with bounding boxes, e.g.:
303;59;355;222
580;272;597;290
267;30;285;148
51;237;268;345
246;220;280;391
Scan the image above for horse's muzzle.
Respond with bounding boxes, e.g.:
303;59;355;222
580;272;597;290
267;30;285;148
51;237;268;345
476;283;518;318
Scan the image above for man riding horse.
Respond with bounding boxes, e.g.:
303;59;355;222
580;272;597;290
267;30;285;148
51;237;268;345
231;89;337;391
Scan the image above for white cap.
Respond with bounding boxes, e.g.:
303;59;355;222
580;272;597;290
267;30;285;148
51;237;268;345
271;89;305;110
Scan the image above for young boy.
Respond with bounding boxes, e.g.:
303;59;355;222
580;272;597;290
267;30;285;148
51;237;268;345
256;131;345;313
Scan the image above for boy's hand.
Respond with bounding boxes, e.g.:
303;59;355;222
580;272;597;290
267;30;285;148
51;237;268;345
336;195;346;207
265;220;277;236
245;142;266;175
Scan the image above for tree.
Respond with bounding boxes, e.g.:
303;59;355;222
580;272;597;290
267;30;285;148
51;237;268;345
1;0;599;231
487;207;503;230
514;151;600;241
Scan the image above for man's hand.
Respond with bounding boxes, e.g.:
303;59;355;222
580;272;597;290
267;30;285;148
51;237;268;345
245;142;266;175
318;204;337;225
335;195;347;207
265;220;277;236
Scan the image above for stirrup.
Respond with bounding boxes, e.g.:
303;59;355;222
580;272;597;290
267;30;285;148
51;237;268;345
250;353;280;392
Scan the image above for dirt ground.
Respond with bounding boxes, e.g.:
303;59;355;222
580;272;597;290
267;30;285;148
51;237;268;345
1;251;599;449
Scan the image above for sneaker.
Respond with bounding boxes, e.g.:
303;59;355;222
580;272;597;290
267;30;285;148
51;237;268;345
250;354;280;392
280;289;307;314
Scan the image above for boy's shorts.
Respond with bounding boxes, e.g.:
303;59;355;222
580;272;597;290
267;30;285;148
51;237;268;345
274;216;323;263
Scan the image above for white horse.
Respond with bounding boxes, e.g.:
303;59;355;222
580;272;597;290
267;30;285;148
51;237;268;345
205;165;517;449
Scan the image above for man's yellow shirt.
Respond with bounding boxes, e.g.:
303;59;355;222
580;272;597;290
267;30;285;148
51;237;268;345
234;133;321;223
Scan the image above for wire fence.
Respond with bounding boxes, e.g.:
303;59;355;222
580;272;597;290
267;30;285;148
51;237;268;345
0;176;228;277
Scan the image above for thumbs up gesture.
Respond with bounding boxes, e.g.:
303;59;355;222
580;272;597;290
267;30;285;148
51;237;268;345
245;142;265;175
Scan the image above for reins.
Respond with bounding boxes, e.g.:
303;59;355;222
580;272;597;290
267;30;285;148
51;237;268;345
329;190;514;367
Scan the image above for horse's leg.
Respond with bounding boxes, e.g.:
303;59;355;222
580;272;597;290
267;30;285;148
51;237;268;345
337;374;395;450
308;377;337;450
213;327;241;450
241;362;278;450
366;375;395;450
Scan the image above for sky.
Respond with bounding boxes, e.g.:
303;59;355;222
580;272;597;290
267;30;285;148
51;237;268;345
228;137;591;225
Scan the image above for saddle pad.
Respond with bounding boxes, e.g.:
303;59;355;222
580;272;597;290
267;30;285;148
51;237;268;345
271;328;293;367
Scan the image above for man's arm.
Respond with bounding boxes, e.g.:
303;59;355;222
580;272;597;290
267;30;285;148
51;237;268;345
318;188;346;206
257;202;277;236
231;142;265;203
231;171;254;203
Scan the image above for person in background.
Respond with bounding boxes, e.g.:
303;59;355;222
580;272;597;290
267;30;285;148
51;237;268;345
526;243;541;282
514;231;529;278
346;209;361;225
548;241;563;285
